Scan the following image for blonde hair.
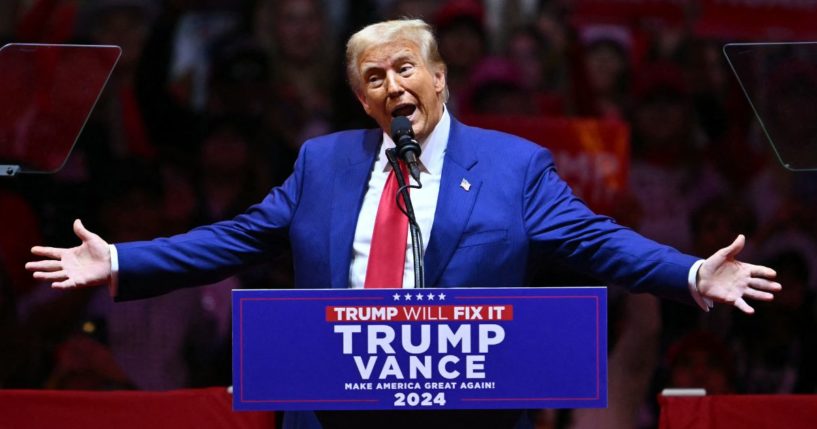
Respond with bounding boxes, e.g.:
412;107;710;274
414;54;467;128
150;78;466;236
346;19;448;99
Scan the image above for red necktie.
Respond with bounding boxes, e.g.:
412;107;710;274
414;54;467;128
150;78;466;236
364;161;410;288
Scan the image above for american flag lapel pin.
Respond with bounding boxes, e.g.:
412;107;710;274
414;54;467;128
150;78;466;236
460;178;471;191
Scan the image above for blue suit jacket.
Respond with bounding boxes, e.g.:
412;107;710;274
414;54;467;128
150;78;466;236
115;117;697;305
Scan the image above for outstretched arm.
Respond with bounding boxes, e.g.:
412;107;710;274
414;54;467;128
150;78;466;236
25;219;111;289
697;234;781;314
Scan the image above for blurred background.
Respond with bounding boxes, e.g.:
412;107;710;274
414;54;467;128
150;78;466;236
2;0;817;428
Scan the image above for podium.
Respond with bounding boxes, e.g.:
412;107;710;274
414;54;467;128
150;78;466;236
232;287;607;422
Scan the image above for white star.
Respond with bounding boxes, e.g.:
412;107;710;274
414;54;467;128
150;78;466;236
404;293;413;301
438;293;446;301
427;293;435;300
393;293;401;301
416;293;424;300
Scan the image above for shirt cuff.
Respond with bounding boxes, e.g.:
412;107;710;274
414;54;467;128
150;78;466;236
108;244;119;298
688;259;713;311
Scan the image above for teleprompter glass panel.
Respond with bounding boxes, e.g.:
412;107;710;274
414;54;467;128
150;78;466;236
725;42;817;171
0;43;120;174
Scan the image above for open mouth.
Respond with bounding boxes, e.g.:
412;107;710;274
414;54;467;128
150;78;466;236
391;104;417;118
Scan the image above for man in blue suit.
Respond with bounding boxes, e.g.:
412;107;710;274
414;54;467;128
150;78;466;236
28;18;779;429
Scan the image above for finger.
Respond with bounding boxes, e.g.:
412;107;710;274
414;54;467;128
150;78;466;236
33;270;68;281
748;278;782;292
73;219;98;243
25;260;63;272
743;288;775;302
734;297;755;314
52;279;76;289
708;234;745;264
31;246;65;259
721;234;745;259
748;264;777;279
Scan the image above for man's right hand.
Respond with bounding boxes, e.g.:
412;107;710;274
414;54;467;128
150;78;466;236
25;219;112;289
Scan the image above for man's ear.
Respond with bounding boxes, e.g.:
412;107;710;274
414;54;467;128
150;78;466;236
433;66;447;95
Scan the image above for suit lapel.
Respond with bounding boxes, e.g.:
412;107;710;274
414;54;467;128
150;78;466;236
329;129;381;289
424;118;480;288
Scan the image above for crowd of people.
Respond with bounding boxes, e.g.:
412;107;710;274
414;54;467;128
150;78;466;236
1;0;816;428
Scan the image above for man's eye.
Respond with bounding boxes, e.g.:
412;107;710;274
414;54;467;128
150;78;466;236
368;75;383;86
399;65;414;74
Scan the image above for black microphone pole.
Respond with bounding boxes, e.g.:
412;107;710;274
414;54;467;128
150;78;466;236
385;148;424;289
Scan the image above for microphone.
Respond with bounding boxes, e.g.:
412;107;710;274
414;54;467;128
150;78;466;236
390;116;422;183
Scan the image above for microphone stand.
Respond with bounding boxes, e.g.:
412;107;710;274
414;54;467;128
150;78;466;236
385;148;425;289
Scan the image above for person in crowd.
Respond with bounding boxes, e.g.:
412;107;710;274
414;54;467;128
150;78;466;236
79;0;158;166
459;56;537;115
628;63;727;253
665;330;736;394
579;25;632;120
731;248;817;393
254;0;336;148
88;160;233;390
434;0;487;112
506;25;565;115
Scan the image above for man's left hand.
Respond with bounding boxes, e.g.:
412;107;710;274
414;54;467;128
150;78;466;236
697;234;781;314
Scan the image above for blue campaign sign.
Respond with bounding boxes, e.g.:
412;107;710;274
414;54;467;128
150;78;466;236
232;287;607;411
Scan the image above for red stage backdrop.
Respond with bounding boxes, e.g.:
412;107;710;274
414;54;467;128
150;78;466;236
0;388;275;429
660;394;817;429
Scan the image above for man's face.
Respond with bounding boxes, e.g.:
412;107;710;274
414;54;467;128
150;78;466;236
355;40;446;142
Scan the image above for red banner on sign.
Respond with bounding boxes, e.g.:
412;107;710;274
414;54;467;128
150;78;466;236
326;305;515;322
